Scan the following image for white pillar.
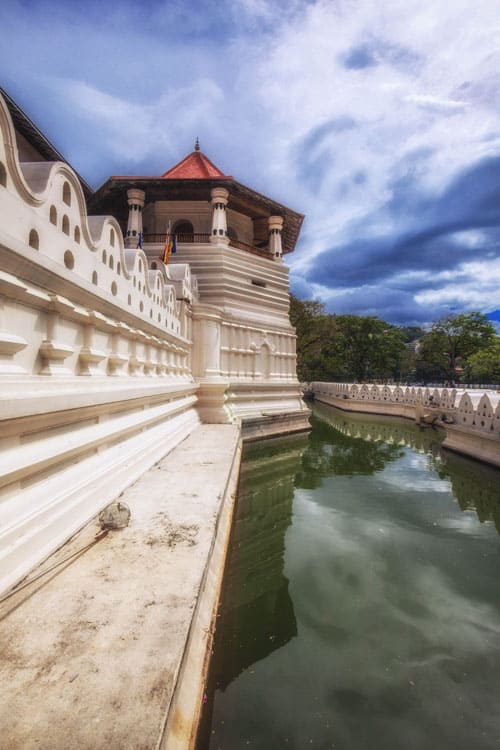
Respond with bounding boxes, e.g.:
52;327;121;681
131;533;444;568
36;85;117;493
125;189;145;249
268;215;284;260
210;187;230;245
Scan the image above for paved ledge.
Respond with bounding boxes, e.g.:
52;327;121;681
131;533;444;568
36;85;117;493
0;424;241;750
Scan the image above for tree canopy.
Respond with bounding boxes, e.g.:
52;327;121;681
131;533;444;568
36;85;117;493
290;295;408;382
417;312;495;382
290;297;498;384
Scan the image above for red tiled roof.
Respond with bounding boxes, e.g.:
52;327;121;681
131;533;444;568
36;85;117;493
161;149;232;180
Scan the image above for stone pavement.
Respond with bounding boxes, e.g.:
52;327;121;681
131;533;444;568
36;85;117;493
0;424;241;750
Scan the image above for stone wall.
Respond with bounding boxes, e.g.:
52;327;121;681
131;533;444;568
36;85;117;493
0;93;200;595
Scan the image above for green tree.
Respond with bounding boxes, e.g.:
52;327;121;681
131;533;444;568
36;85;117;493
418;312;495;382
463;338;500;383
290;296;409;382
289;295;331;381
332;315;406;381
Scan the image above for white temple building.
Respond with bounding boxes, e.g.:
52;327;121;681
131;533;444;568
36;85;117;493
89;140;309;434
0;88;309;595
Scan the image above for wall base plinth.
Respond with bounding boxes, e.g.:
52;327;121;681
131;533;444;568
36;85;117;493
442;424;500;469
195;378;232;424
241;409;311;441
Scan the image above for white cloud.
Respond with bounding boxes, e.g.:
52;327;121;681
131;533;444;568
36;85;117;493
2;0;500;322
52;78;224;164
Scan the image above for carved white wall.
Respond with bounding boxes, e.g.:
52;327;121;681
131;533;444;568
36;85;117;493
0;93;200;595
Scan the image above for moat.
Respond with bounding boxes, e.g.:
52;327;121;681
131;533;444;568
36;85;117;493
198;403;500;750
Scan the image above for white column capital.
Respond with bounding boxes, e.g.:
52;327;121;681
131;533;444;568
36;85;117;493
126;189;145;208
210;186;229;206
268;215;284;232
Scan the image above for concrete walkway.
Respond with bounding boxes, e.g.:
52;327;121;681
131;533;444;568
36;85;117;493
0;424;241;750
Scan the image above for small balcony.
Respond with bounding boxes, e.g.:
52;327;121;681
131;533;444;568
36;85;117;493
142;233;274;261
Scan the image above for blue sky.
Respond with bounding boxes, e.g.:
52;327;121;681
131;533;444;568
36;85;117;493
2;0;500;325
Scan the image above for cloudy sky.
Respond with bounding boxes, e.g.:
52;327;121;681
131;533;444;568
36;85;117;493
2;0;500;325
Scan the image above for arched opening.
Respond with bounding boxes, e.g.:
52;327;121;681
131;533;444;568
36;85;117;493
74;226;80;243
62;181;71;206
29;229;39;250
62;215;70;235
92;271;98;285
0;162;6;187
110;228;115;247
102;249;107;264
49;205;57;225
173;220;194;242
109;255;114;270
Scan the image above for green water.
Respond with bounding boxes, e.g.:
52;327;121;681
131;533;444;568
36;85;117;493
198;404;500;750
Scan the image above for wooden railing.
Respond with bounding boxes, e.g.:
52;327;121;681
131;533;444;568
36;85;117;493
143;233;210;244
142;233;273;260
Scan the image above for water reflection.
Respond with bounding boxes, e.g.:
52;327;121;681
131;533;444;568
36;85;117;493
437;452;500;535
311;402;500;535
216;437;307;684
198;435;307;744
199;405;500;750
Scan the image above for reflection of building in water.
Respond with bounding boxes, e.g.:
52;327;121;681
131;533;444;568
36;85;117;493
439;452;500;535
211;436;307;691
313;402;443;455
313;402;500;536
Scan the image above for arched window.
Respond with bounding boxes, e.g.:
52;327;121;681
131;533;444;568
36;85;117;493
62;181;71;206
29;229;39;250
110;228;115;247
0;162;6;187
49;205;57;225
62;215;70;235
173;220;194;242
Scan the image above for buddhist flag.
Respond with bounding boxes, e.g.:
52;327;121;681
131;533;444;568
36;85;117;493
162;224;173;264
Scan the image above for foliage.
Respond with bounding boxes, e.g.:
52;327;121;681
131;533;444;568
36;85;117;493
290;296;497;385
289;295;407;382
289;295;329;381
463;338;500;383
417;312;495;382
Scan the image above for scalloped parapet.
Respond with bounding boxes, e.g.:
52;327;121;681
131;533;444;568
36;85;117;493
0;92;201;354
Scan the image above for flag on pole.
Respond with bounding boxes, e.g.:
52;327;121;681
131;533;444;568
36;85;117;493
162;222;176;264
